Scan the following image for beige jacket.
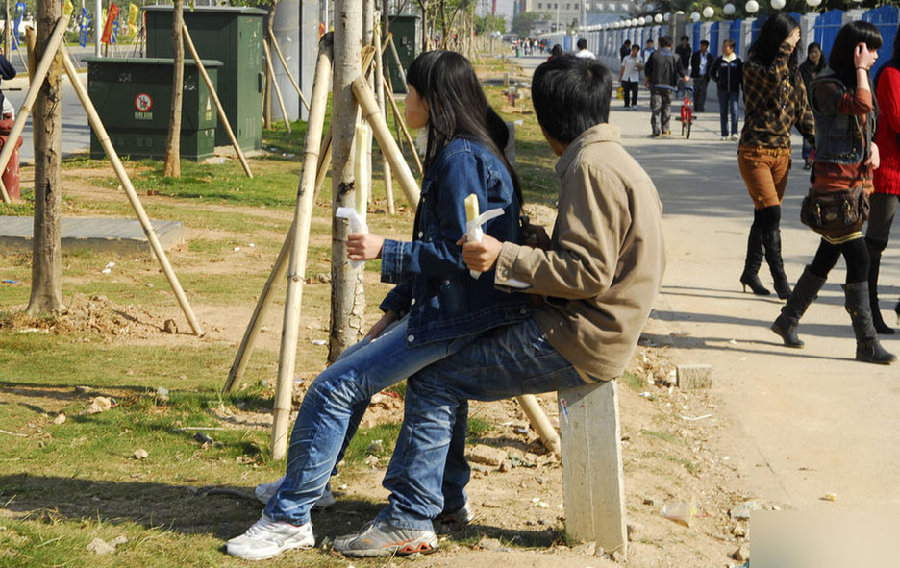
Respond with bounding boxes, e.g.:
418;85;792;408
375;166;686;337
495;123;665;380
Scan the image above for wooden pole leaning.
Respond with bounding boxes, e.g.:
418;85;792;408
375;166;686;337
518;394;561;456
182;23;253;178
382;73;423;176
60;46;204;336
269;33;311;112
352;78;419;207
0;13;70;203
373;25;394;214
386;33;406;86
271;34;334;460
262;38;291;134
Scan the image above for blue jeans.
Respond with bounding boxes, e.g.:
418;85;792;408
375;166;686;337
264;317;477;525
718;89;739;136
376;317;589;530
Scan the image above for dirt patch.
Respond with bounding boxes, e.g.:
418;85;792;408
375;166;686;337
0;293;170;340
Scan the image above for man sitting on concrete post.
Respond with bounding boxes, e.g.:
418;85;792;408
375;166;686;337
332;55;666;558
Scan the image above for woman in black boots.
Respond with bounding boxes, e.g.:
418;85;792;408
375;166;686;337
865;25;900;334
738;14;815;299
771;22;895;365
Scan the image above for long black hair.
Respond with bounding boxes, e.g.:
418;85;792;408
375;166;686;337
405;50;521;204
804;41;825;74
748;14;801;71
830;21;883;89
875;22;900;86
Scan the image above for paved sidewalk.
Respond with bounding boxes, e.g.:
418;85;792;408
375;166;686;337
512;54;900;511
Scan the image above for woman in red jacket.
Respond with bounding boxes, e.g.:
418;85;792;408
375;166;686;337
865;26;900;334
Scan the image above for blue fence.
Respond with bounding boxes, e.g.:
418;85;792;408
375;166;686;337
814;10;844;56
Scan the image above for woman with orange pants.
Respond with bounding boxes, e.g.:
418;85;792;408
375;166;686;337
737;14;815;299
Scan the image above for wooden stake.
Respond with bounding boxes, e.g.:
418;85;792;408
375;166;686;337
263;38;291;134
181;23;254;178
271;34;334;460
60;46;204;337
518;394;561;456
269;32;310;112
373;23;394;214
0;13;69;203
382;73;423;176
352;77;419;206
386;33;406;87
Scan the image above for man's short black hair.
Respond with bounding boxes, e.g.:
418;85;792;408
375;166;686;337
532;55;612;144
659;36;673;48
624;39;631;45
646;39;654;44
700;39;709;47
681;35;689;41
577;38;587;50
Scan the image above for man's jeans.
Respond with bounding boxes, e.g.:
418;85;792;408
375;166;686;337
265;317;477;526
377;317;589;530
650;87;672;135
718;89;740;137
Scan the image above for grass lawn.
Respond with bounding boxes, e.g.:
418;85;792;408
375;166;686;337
0;66;563;566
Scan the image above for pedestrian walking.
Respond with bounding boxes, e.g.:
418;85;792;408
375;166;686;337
771;22;894;364
711;39;742;140
644;36;688;137
676;35;692;70
620;39;632;61
574;38;595;60
865;25;900;334
799;42;826;168
737;14;814;299
620;44;642;109
690;39;713;112
0;51;15;118
549;43;564;59
642;38;656;60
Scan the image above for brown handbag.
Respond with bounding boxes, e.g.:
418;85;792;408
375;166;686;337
800;185;869;238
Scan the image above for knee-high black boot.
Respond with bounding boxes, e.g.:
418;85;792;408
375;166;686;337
759;206;791;300
740;211;771;295
843;282;896;365
865;237;895;334
771;266;826;347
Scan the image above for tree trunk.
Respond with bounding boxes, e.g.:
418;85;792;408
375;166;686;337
328;0;365;363
162;0;184;178
4;0;11;59
26;0;64;315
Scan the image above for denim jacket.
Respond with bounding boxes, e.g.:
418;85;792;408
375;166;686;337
379;137;531;346
811;69;876;165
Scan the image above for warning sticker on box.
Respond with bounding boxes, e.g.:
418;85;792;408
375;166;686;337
135;93;153;112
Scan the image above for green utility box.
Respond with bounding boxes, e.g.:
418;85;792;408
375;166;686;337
144;6;264;151
386;14;421;93
85;57;222;161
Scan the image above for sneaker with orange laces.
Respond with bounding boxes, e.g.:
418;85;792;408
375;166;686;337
333;520;438;557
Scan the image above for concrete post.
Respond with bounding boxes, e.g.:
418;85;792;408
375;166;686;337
297;0;320;121
740;17;754;61
799;13;817;64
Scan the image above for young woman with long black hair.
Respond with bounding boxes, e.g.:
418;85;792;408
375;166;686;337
737;14;815;299
225;51;532;560
800;42;826;168
771;21;895;365
865;24;900;334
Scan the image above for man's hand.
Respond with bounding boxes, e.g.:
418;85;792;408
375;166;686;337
365;310;398;340
347;233;384;261
458;234;503;273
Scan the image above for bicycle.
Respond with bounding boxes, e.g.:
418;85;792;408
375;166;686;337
680;85;695;139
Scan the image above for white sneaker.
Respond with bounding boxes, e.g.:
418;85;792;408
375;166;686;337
721;136;729;141
731;134;739;141
226;515;314;560
255;476;337;509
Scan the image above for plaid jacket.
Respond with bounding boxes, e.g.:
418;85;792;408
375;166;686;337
739;42;815;149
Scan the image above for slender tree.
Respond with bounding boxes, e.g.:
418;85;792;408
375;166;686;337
328;0;365;362
27;0;63;314
162;0;184;178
